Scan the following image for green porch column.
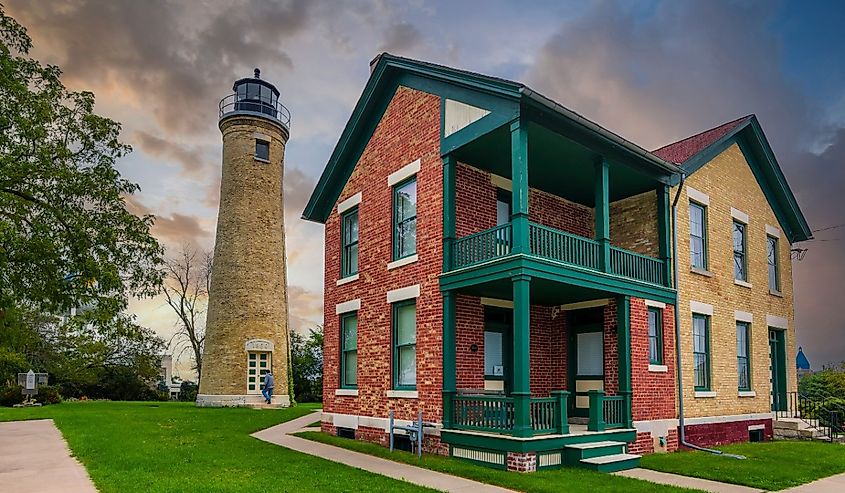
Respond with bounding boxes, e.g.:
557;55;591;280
510;118;529;254
511;274;532;437
616;295;633;427
442;290;456;429
657;184;672;286
442;154;456;272
594;158;610;271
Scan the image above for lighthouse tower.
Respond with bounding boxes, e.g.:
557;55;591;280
197;69;292;407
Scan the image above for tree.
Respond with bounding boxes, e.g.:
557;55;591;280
0;6;163;320
161;245;211;381
291;326;323;402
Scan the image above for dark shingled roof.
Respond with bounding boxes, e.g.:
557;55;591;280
652;115;753;164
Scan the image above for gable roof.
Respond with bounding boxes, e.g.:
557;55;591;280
302;53;679;224
653;116;752;164
655;115;812;243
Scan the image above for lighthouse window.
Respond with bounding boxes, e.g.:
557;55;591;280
255;139;270;161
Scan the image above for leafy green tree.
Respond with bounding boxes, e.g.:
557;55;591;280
291;326;323;403
0;6;163;319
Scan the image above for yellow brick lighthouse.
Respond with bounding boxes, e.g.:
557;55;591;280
197;69;292;407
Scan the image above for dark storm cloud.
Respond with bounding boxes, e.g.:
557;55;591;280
125;195;211;246
6;0;312;135
527;0;844;365
378;22;423;54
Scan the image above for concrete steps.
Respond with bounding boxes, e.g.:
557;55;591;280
774;418;832;441
564;441;640;472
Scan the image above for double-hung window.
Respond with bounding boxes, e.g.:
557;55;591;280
689;202;708;269
393;300;416;389
692;314;710;390
340;313;358;388
393;178;417;260
736;321;751;391
648;307;663;365
341;208;359;278
767;235;780;292
733;220;748;281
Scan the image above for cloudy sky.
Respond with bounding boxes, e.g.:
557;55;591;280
6;0;844;376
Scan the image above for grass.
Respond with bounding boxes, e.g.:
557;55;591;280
641;440;845;490
295;431;700;493
0;401;433;492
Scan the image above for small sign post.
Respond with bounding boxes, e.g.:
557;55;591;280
15;370;49;407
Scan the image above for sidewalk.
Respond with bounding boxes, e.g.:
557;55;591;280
781;472;845;492
617;468;763;493
0;419;97;493
252;411;514;493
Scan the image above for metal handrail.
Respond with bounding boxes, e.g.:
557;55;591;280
218;93;291;128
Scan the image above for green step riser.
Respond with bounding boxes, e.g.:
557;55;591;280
563;445;626;464
578;458;640;473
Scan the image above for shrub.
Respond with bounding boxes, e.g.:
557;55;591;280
0;348;29;385
0;385;24;407
179;381;198;402
35;385;62;405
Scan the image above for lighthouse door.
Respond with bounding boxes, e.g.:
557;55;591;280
247;352;272;394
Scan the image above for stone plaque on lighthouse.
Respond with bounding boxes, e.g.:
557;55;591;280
197;69;292;407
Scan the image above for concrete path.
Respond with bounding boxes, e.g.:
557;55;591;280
781;472;845;492
252;411;514;493
0;419;97;493
617;468;763;493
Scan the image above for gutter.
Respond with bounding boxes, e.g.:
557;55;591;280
671;172;745;459
520;88;680;175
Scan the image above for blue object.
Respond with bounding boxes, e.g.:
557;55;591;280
796;346;810;370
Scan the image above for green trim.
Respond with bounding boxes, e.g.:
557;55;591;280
392;299;417;390
340;312;358;389
340;207;359;278
689;200;708;270
440;428;637;454
594;158;610;271
511;274;532;438
439;255;677;305
509;118;529;255
648;306;664;365
671;116;812;243
692;313;711;391
392;176;417;261
442;290;456;429
657;185;672;285
442;155;456;272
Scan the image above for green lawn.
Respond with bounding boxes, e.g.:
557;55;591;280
0;401;433;493
295;431;701;493
641;440;845;490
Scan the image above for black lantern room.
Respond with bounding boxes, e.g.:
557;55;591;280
219;68;290;128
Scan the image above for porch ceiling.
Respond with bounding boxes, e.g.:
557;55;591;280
455;276;611;306
451;122;659;206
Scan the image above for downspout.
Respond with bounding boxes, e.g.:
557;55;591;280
671;172;745;459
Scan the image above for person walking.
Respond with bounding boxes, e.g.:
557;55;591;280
262;370;274;404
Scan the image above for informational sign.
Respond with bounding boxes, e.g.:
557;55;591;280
17;370;49;396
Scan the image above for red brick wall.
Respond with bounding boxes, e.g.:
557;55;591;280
322;86;443;424
681;419;773;447
603;301;619;395
455;162;594;238
455;294;485;390
629;429;679;454
631;299;677;421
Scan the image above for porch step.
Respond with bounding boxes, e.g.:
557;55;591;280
579;453;641;472
564;441;627;461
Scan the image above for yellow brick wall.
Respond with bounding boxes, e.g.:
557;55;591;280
674;143;795;418
610;190;659;257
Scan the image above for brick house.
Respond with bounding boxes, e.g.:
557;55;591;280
302;54;812;472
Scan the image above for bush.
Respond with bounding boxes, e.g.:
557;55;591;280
179;381;198;402
0;384;24;407
35;384;62;405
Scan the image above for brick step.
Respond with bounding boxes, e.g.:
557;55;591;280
564;441;627;462
579;453;641;472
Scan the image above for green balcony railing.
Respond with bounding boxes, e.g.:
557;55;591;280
610;246;665;285
528;222;601;270
448;221;668;287
451;391;569;435
451;223;512;269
